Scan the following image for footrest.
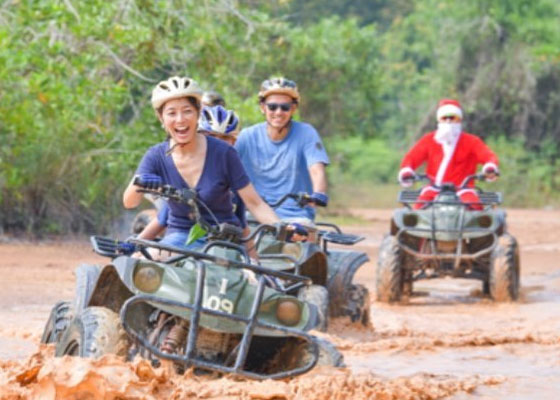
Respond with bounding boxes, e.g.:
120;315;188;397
321;232;364;245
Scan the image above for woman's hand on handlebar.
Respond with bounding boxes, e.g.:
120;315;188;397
134;173;163;190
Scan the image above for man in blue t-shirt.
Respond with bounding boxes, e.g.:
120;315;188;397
235;77;330;222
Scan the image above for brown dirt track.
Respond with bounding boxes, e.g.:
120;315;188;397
1;208;560;399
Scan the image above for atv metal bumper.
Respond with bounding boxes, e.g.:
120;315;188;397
396;228;498;262
119;261;319;380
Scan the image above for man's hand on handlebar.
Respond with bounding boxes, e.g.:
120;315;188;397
399;171;417;188
286;222;309;242
310;192;329;207
134;173;163;190
117;242;137;255
482;163;499;182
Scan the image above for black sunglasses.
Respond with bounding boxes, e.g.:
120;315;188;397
265;102;293;112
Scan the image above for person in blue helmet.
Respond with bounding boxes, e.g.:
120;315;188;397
235;77;330;224
123;76;305;250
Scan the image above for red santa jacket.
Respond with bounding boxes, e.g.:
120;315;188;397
400;131;499;187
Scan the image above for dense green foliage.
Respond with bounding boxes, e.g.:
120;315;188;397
1;0;559;235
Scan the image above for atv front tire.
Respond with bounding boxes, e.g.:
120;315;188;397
56;307;129;358
41;301;74;345
489;234;520;301
270;337;345;372
298;285;329;332
299;337;345;368
376;235;402;302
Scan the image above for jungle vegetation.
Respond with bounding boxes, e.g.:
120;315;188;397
1;0;559;234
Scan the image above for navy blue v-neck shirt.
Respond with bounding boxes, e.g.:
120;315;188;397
135;136;250;233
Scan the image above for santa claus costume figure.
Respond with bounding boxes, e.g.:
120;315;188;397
398;99;499;210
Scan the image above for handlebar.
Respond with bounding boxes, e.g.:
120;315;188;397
268;193;324;208
134;180;309;245
134;180;232;242
403;172;499;190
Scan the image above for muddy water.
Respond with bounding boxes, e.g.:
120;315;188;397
1;209;560;399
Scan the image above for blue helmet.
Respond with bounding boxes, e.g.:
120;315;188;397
199;105;239;136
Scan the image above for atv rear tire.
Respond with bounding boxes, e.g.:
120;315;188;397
41;301;74;345
376;235;402;302
340;284;371;326
489;234;520;302
298;285;329;332
56;307;129;358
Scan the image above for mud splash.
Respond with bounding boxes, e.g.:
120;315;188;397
0;346;503;400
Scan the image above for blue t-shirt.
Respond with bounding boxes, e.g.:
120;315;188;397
235;121;329;220
136;136;250;233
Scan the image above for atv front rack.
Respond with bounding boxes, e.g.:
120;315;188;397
91;236;312;294
120;260;320;380
398;189;502;208
321;231;364;246
396;229;498;261
315;222;364;252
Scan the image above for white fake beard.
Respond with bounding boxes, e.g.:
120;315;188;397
435;122;462;146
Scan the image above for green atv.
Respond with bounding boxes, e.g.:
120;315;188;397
249;193;371;330
41;185;343;380
377;173;520;303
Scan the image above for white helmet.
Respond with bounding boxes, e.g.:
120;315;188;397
151;76;203;111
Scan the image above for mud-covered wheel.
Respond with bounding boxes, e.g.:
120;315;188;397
269;337;344;372
376;235;402;302
299;337;345;368
489;233;520;302
298;285;329;332
56;307;129;358
41;301;74;344
340;284;371;326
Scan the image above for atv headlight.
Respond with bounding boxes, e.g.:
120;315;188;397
403;213;418;227
477;215;492;228
276;298;301;326
133;262;163;293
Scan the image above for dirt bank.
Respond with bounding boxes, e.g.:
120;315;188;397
1;209;559;399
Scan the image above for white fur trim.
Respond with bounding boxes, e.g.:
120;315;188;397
482;162;498;173
434;135;460;186
398;167;415;181
437;104;463;120
420;186;439;196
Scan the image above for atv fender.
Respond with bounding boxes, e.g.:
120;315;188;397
326;250;369;317
300;249;328;286
86;257;136;313
74;264;101;312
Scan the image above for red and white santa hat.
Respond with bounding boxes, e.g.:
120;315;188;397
436;99;463;121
